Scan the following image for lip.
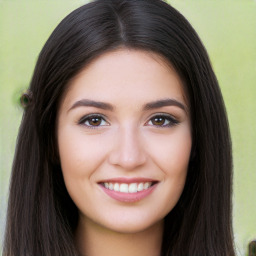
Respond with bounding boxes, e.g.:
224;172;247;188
98;178;158;203
98;177;157;184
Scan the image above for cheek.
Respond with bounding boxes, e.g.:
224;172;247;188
57;127;112;185
163;132;191;191
147;127;191;209
57;128;104;204
148;127;192;174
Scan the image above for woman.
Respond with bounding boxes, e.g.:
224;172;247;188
3;0;235;255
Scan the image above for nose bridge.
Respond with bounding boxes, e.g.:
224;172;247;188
108;124;146;169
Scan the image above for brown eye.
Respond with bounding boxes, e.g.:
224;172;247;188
151;116;166;126
79;114;109;128
88;117;102;126
147;114;179;127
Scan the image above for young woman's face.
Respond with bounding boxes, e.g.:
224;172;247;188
57;49;192;234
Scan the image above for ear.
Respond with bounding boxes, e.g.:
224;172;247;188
20;90;33;108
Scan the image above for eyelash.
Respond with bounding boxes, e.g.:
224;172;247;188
145;114;179;128
78;114;109;129
78;113;179;129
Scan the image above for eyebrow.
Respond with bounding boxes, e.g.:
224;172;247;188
68;99;114;112
68;98;186;112
143;98;186;111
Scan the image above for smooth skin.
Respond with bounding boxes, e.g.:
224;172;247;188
57;48;192;256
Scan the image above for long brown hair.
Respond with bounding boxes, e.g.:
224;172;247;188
3;0;235;255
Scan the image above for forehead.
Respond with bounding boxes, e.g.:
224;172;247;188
60;48;188;110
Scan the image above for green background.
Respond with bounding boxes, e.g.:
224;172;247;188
0;1;255;255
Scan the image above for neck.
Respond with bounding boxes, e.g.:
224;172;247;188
75;217;164;256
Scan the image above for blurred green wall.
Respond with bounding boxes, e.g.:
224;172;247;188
0;1;255;255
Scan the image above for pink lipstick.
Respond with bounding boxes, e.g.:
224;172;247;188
98;178;158;203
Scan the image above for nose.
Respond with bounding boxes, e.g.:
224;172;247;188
108;126;147;170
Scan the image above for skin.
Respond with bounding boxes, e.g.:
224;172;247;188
57;48;192;256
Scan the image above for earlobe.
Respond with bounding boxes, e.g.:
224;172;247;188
20;89;33;109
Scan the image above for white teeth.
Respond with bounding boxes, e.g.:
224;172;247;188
114;183;119;192
128;183;137;193
102;182;153;193
108;183;114;190
144;182;150;189
120;183;129;193
137;183;144;191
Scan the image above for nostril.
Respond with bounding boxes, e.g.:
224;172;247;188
108;147;147;169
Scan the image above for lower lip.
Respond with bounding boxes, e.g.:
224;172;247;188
100;184;157;203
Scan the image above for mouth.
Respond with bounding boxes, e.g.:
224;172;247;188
98;179;158;203
100;181;156;193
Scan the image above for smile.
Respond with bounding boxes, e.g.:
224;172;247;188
102;182;153;193
99;179;158;203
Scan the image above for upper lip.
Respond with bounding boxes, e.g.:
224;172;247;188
98;177;158;184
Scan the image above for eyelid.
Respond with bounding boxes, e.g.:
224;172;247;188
145;113;179;127
78;113;110;128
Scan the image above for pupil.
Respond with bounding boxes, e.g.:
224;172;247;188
153;117;164;125
90;117;101;126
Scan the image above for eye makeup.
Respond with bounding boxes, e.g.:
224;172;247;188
146;113;180;128
78;114;109;128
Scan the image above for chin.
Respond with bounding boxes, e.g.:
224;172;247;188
97;215;164;234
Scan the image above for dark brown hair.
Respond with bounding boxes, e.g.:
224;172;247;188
3;0;235;255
